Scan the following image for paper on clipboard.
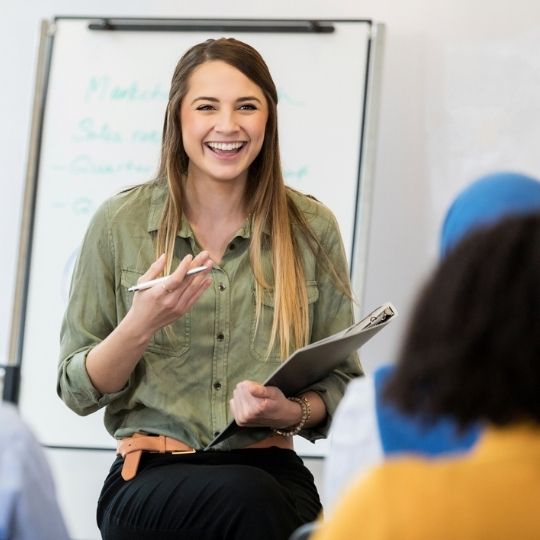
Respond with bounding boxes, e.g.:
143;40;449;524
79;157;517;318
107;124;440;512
205;302;397;450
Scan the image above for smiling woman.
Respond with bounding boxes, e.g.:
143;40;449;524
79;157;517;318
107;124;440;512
57;37;361;540
180;60;268;197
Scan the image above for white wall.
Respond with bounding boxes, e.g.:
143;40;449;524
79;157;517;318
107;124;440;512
360;1;540;368
4;0;540;536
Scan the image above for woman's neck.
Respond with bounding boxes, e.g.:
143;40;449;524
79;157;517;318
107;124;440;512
182;174;249;263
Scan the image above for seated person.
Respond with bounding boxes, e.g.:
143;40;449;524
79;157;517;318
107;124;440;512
0;402;69;540
58;37;360;540
323;171;540;511
314;211;540;539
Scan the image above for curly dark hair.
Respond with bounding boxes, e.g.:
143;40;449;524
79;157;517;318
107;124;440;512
384;212;540;427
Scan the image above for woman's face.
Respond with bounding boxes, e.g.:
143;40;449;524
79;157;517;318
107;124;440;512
180;60;269;186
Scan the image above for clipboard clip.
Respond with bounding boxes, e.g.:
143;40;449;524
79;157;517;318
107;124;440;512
343;304;396;336
368;305;395;326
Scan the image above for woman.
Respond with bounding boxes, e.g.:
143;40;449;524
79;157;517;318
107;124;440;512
313;212;540;540
58;38;361;539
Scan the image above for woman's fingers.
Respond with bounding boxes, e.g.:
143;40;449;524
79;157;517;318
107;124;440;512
137;253;166;284
161;254;193;293
162;251;213;293
230;382;294;428
133;252;213;331
231;381;271;426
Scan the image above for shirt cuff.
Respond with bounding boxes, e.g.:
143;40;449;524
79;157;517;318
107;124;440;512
62;350;129;414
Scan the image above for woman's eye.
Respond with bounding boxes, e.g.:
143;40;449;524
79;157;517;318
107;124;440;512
196;104;215;111
239;104;257;111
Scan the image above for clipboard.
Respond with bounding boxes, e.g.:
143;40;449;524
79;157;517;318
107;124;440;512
205;302;397;449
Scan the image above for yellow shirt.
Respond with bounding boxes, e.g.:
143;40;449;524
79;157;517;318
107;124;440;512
314;424;540;540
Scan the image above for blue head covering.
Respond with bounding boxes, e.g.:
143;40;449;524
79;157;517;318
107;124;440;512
440;172;540;258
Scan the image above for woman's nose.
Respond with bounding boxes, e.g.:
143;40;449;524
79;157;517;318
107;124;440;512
215;110;239;133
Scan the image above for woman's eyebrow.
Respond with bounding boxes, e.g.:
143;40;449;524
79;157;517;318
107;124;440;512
191;96;219;105
190;96;263;105
237;96;263;104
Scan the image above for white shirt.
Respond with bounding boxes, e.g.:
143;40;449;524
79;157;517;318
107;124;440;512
0;403;69;540
323;376;383;513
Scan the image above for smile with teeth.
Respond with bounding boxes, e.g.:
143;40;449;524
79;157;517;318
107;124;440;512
206;141;246;153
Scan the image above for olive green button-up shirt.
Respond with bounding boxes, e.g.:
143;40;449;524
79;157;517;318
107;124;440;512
58;180;362;450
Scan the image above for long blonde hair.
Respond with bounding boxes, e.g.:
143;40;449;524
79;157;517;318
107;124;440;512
155;38;347;359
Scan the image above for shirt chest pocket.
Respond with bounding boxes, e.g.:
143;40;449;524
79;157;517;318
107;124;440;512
250;281;319;362
120;269;191;356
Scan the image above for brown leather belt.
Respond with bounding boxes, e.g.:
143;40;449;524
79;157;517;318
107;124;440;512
117;433;195;481
117;432;293;481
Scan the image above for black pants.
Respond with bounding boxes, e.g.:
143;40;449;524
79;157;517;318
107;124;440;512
97;448;322;540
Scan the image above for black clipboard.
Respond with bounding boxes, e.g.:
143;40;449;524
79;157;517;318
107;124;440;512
205;302;397;449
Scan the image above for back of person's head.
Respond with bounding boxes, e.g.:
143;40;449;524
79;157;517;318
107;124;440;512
440;171;540;257
385;212;540;429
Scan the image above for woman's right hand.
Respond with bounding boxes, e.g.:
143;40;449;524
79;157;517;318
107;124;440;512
85;251;213;394
128;251;213;340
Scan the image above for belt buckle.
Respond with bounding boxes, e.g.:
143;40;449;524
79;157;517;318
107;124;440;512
172;448;196;455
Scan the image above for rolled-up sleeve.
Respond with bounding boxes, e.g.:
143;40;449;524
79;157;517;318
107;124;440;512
300;211;363;441
57;200;130;415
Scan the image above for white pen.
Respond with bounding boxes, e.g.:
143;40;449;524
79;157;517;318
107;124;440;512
128;266;209;292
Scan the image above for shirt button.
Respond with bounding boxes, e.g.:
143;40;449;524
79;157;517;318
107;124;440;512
229;243;236;250
218;283;226;291
217;333;225;341
214;431;220;437
213;382;222;390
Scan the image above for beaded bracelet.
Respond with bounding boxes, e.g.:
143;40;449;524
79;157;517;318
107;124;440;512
273;396;311;437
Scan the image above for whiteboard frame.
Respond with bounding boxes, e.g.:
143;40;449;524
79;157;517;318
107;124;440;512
4;21;54;399
350;23;385;320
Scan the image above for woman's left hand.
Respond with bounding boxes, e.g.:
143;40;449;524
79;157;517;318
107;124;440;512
230;380;303;429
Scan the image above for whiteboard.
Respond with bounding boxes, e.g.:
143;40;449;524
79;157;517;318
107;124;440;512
14;18;382;456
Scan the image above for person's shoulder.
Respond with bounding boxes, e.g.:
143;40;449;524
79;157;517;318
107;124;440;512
349;457;428;511
329;374;375;443
347;373;372;390
107;179;163;213
92;179;165;224
372;449;466;488
0;402;22;429
344;364;394;389
330;373;377;440
287;187;337;230
0;403;38;445
334;457;450;536
287;186;332;216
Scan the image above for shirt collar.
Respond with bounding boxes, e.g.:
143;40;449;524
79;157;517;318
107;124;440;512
147;180;257;239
